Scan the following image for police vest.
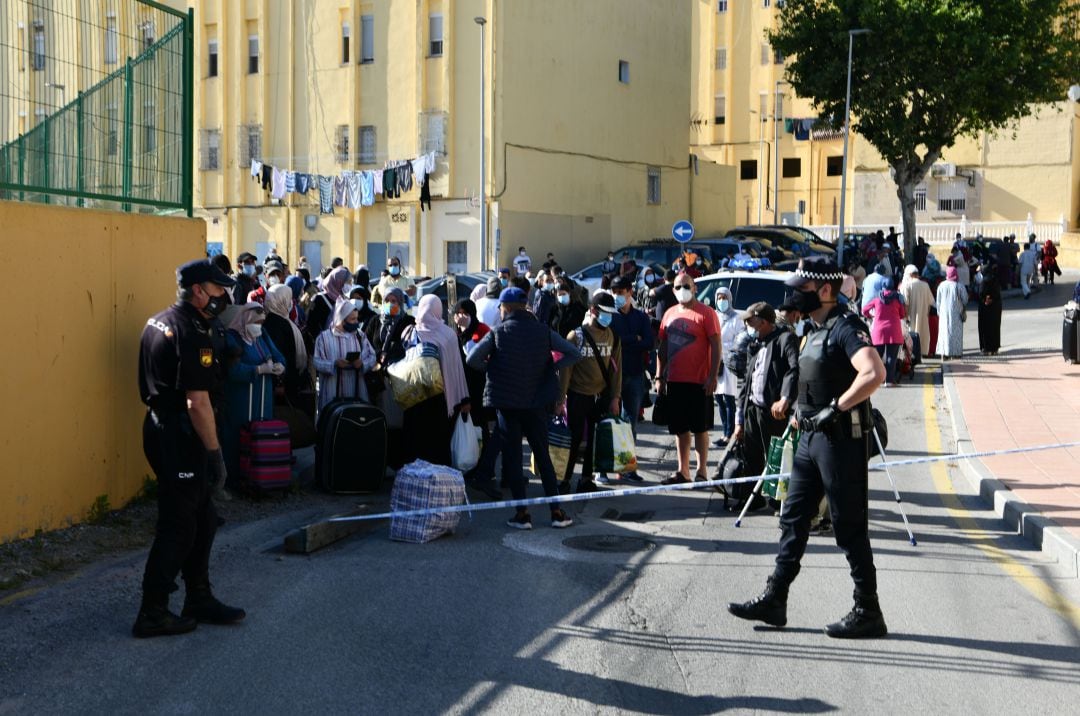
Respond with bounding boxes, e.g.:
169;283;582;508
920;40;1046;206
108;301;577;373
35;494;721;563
797;312;859;416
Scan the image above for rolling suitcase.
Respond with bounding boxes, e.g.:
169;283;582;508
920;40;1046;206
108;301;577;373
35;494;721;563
1063;305;1079;364
909;332;922;366
239;377;293;491
928;313;940;357
315;368;387;494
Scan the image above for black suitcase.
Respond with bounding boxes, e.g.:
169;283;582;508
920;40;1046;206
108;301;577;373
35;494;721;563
1063;307;1079;364
315;369;387;493
909;332;922;367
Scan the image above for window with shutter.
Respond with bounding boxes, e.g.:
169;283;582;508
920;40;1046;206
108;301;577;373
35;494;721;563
360;15;374;63
429;15;443;56
248;34;259;74
342;21;350;63
208;38;218;77
32;22;45;71
761;43;770;65
714;95;725;125
105;16;118;65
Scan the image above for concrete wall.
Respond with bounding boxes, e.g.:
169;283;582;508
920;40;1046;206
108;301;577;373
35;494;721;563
0;201;205;543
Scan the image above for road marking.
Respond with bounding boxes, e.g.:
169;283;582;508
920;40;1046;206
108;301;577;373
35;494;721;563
923;377;1080;629
0;587;41;607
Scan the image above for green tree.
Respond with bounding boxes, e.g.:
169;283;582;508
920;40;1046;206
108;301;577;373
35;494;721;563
770;0;1080;260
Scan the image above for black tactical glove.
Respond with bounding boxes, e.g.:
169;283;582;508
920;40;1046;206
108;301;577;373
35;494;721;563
206;448;227;493
800;399;843;433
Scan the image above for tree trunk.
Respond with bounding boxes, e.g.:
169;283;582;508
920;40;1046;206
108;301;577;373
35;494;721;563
892;151;939;263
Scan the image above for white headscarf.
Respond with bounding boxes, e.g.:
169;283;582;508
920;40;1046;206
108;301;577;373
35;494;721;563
226;303;265;345
266;284;307;371
415;295;470;417
331;298;358;334
899;264;920;293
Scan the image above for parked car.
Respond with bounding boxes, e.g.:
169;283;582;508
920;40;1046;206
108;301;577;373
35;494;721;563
571;259;659;293
692;238;772;271
413;271;496;318
724;226;836;259
610;241;718;272
694;269;793;313
762;224;834;249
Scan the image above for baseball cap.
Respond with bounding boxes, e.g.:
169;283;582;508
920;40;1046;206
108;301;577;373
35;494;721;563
486;276;502;297
236;252;256;264
785;256;844;288
177;258;236;288
498;287;528;304
739;301;776;324
590;292;617;313
610;276;634;291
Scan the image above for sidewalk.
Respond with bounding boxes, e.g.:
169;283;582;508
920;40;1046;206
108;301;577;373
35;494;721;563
944;280;1080;572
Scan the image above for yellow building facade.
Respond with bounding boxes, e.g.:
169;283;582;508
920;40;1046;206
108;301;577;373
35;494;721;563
183;0;734;277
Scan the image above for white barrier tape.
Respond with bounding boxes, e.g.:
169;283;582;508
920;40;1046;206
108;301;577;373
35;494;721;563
326;440;1080;525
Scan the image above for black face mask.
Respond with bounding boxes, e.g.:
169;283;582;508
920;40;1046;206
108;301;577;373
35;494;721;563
203;293;227;317
793;288;822;314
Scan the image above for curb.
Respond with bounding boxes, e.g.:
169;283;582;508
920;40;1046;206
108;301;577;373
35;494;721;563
941;365;1080;579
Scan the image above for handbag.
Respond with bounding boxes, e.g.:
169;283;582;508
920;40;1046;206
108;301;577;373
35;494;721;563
593;416;637;474
531;412;572;480
651;391;670;426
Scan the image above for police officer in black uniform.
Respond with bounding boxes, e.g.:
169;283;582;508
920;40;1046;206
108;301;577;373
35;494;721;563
133;259;246;638
728;256;889;639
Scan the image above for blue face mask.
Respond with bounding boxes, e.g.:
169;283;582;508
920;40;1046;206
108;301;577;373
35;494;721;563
596;312;613;328
342;321;359;333
718;298;731;313
614;294;627;310
557;294;570;306
389;265;401;276
500;278;509;287
242;264;256;277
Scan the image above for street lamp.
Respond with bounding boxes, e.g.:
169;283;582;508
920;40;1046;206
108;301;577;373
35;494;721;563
773;80;789;224
474;16;487;271
837;28;870;267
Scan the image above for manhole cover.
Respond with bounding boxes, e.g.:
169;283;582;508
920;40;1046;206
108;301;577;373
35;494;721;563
562;535;657;553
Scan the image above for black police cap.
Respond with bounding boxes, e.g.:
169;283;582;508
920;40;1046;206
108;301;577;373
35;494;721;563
177;258;237;288
785;256;844;288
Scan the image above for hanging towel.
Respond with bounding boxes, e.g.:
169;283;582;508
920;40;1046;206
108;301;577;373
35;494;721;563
360;171;375;206
296;173;311;195
420;174;431;212
285;171;297;194
384;167;398;198
373;169;384;195
425;151;437;176
784;118;795;134
334;175;348;207
261;164;273;191
345;172;363;209
794;119;812;141
318;175;334;215
251;159;263;179
411;157;428;186
397;161;413;194
271;167;288;200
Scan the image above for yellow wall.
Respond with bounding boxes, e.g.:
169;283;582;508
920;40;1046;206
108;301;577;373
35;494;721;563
0;201;205;543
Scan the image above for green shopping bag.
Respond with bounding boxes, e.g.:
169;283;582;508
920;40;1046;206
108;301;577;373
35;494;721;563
761;428;798;500
593;416;638;474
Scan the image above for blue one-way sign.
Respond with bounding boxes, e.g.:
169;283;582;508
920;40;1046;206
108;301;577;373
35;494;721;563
672;220;695;243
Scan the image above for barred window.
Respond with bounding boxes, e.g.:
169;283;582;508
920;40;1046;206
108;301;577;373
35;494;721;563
335;125;350;164
937;181;966;213
32;22;45;71
420;110;447;156
715;47;727;70
201;129;221;170
358;125;376;164
647;167;661;205
238;124;261;167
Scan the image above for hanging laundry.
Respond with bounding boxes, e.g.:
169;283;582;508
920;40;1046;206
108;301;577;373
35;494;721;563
334;175;348;207
261;164;273;191
271;167;287;200
251;158;263;179
411;156;428;186
285;171;297;194
345;172;363;209
383;167;398;198
360;171;375;207
419;174;431;212
784;118;795;134
396;161;413;194
296;173;311;195
424;151;436;177
318;175;334;215
793;118;813;141
373;169;384;195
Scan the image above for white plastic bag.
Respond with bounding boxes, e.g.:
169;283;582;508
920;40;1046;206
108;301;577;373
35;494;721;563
451;413;482;472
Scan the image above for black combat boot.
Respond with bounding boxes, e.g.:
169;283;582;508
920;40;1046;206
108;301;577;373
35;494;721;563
132;593;198;638
182;583;247;625
824;592;888;639
727;577;788;627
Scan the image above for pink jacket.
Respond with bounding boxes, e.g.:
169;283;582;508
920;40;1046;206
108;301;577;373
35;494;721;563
862;292;907;345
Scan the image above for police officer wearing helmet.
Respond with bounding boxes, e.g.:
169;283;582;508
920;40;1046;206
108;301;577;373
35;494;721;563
728;256;888;639
133;259;246;638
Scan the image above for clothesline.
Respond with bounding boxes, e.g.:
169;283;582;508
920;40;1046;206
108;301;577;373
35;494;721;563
247;151;439;216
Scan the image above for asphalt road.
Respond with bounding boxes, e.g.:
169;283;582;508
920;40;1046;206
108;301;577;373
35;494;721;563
2;280;1079;714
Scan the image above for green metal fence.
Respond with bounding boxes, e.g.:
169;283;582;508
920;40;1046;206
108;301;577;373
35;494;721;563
0;0;193;215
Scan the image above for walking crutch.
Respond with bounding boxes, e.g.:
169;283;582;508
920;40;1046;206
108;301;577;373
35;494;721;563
733;425;792;528
872;427;918;546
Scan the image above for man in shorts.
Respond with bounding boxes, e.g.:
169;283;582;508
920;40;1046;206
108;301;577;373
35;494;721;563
655;272;721;484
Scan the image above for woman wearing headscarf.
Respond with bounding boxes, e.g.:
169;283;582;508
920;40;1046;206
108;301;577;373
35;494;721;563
399;295;471;465
862;285;908;386
976;261;1003;356
352;265;371;293
223;303;286;484
452;299;501;493
305;266;351;346
375;288;415;368
899;264;935;358
313;298;376;413
264;284;311;408
1041;239;1059;285
935;265;968;360
921;252;943;291
284;275;306;325
348;285;379;347
713;286;741;444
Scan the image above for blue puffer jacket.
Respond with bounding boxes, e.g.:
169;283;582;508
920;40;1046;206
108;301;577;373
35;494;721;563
467;309;582;410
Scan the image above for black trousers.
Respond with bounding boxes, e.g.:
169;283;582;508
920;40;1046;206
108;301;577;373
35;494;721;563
742;403;788;478
565;391;605;482
772;430;877;596
141;412;218;598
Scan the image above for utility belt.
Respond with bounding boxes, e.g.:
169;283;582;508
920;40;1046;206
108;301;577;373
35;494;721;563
797;401;871;439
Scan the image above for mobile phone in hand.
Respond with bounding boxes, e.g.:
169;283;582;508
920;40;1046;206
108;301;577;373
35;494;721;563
345;351;361;362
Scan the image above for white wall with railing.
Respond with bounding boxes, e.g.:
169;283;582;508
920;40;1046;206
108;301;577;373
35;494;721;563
802;213;1067;245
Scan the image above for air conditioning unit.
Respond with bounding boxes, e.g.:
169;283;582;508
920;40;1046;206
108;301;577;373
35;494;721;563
931;163;957;178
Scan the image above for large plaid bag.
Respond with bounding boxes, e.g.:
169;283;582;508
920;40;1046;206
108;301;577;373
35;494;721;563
389;460;466;543
387;342;444;409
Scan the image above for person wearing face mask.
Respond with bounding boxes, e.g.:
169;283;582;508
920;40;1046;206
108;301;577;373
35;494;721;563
600;251;618;280
556;292;623;493
655;273;722;485
730;302;799;493
305;266;351;346
729;256;888;640
466;287;583;530
529;273;558;325
475;276;505;330
552;277;587;336
713;286;742;446
313;298;376;413
247;264;285;306
223;303;287;486
606;276;654;482
264;284;312;418
372;258;412;304
347;285;379;347
513;246;532;277
134;259;245;638
232;252;259;305
452;300;501;500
